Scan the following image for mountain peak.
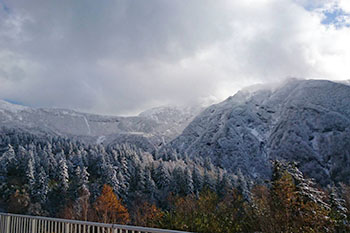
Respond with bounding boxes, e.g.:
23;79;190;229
169;79;350;186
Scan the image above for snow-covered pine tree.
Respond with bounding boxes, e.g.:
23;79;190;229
74;166;91;221
328;186;349;231
129;163;145;193
35;167;49;205
154;162;170;191
26;155;36;197
183;167;194;195
143;169;157;201
203;169;215;192
116;171;127;201
58;157;69;192
2;144;17;175
105;164;119;195
216;171;232;198
192;166;203;196
80;166;90;190
236;168;250;200
270;160;331;232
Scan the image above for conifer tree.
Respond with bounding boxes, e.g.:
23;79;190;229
105;164;119;194
269;160;331;232
74;168;91;221
155;162;170;190
216;172;232;198
203;169;215;192
192;166;203;195
35;167;49;205
143;169;157;201
183;168;194;195
26;156;36;196
58;158;69;192
328;187;349;232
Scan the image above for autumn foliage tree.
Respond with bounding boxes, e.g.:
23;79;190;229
216;189;252;232
92;184;129;224
252;161;331;233
133;201;164;228
250;185;273;231
2;129;350;233
160;188;251;233
58;201;75;220
161;190;217;233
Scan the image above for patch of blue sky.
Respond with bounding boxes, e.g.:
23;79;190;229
321;8;350;28
293;0;350;28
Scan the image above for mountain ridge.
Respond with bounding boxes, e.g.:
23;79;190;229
2;79;350;186
0;100;201;152
168;79;350;185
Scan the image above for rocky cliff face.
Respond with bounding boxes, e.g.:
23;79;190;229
169;79;350;185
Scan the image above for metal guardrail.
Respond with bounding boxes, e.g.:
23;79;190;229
0;212;190;233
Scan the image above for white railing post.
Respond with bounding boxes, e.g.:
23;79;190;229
65;222;69;233
5;215;11;233
31;218;36;233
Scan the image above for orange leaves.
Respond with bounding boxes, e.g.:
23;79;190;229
134;201;164;228
58;201;75;220
92;184;130;224
252;164;332;233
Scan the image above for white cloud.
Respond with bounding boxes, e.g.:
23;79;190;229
0;0;350;115
339;0;350;12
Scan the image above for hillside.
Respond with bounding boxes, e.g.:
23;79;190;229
0;101;200;152
169;79;350;185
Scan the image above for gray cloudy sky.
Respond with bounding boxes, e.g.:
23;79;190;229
1;0;350;115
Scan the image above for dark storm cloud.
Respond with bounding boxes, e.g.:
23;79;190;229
1;0;350;115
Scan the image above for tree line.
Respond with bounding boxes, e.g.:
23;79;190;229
0;128;350;232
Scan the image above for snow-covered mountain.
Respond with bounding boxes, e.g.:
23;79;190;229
169;79;350;185
2;79;350;186
0;101;200;151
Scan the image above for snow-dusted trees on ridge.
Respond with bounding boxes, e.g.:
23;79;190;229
1;128;350;232
0;128;230;216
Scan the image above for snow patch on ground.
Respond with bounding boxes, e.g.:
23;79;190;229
248;128;264;142
96;136;106;144
83;116;91;135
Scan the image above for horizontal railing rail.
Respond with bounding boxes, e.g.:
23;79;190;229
0;212;190;233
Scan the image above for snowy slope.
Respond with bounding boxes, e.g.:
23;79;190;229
0;100;30;113
139;105;202;144
169;79;350;185
0;102;200;151
2;79;350;185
